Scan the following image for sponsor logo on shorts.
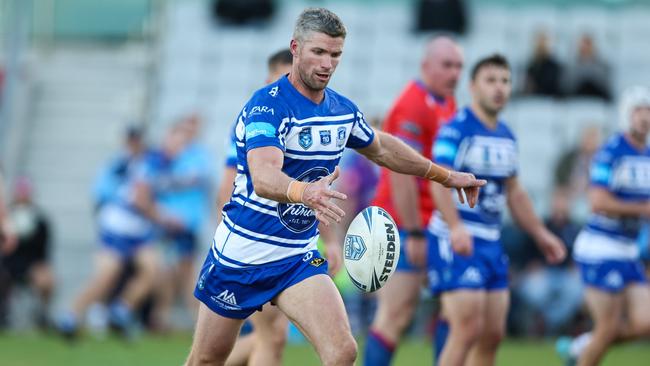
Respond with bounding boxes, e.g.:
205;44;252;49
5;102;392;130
460;267;482;284
310;258;326;267
211;289;241;311
344;235;366;261
605;270;623;288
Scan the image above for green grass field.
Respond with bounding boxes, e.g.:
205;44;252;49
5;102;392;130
0;333;648;366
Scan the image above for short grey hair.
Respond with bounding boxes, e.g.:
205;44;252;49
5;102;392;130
293;8;346;43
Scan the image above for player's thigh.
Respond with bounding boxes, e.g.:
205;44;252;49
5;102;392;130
624;283;650;331
133;244;159;274
94;249;123;282
250;304;288;334
442;290;486;330
481;290;509;339
275;274;353;352
584;287;624;330
188;302;245;363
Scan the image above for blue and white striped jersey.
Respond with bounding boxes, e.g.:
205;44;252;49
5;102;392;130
428;107;518;242
574;133;650;261
212;75;375;267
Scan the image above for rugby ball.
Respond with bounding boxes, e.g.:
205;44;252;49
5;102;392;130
344;206;401;293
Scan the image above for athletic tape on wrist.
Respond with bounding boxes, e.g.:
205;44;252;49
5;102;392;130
425;162;451;184
287;180;308;203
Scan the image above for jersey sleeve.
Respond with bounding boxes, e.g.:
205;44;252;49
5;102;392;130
590;147;614;189
432;123;463;168
243;94;289;152
346;110;375;149
224;129;238;169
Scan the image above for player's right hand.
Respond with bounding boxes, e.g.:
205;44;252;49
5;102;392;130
302;166;348;226
450;224;473;257
405;235;427;268
443;171;486;208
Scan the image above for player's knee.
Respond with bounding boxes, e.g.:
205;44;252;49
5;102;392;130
327;336;357;366
481;326;506;348
632;317;650;337
454;314;484;344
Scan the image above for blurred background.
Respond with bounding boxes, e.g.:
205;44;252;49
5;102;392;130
1;0;650;365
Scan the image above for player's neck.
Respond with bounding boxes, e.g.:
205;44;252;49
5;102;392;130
470;103;498;129
288;72;325;104
625;131;647;151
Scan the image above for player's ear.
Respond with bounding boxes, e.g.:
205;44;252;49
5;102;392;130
290;39;299;56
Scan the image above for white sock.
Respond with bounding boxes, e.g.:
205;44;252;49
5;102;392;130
570;332;592;358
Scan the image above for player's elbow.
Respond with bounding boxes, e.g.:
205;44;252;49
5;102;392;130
251;175;273;199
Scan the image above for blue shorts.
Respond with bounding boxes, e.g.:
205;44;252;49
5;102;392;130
194;250;329;319
427;231;509;293
100;231;153;260
396;230;430;272
168;231;197;258
577;259;647;293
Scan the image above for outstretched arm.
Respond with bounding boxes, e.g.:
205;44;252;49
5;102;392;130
356;129;486;207
247;146;347;226
505;176;566;264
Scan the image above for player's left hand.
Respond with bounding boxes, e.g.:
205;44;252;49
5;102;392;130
534;228;567;264
303;167;347;226
324;241;342;276
443;171;487;208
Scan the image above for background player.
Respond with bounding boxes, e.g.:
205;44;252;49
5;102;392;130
428;54;566;366
216;49;294;366
558;86;650;366
185;8;485;366
366;35;463;366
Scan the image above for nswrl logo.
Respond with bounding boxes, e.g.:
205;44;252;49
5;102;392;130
345;235;366;261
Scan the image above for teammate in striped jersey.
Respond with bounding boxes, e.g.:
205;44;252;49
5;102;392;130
185;8;486;366
428;55;566;366
365;36;463;366
558;86;650;366
218;49;295;366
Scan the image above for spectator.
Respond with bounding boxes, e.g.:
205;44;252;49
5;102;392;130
0;177;54;329
515;188;583;336
564;34;612;101
0;168;16;328
523;31;564;97
554;125;601;221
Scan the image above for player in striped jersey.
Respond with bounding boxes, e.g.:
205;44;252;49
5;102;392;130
558;87;650;366
218;49;295;366
428;55;566;366
365;36;463;366
185;8;486;366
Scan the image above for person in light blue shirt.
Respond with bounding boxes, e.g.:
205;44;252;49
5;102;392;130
185;8;486;366
558;86;650;366
428;55;566;366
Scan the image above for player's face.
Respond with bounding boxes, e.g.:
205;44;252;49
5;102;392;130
471;66;511;115
292;32;344;91
266;63;292;84
630;106;650;137
423;51;463;97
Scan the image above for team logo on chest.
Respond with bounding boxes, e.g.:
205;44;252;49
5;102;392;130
336;126;347;147
299;127;313;150
319;130;332;145
278;167;328;233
